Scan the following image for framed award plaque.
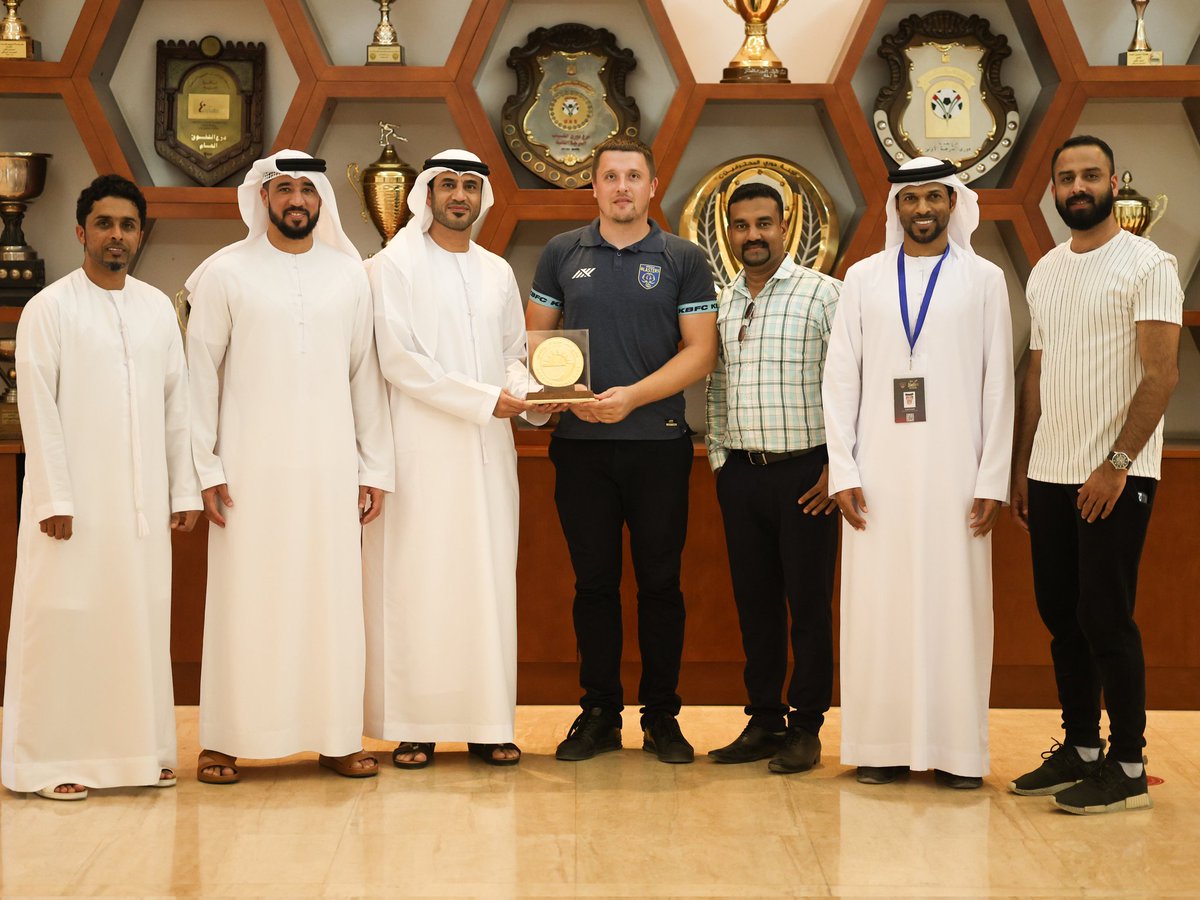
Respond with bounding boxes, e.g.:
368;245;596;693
502;24;640;189
155;36;265;187
679;155;839;290
527;330;595;403
873;12;1020;184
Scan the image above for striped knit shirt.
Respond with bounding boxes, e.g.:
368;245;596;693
1026;228;1183;483
705;257;841;471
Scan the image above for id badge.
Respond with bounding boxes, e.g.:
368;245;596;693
893;376;926;423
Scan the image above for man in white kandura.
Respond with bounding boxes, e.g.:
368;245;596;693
2;175;201;801
187;151;394;784
364;149;566;769
822;157;1015;788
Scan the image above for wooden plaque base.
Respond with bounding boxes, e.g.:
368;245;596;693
528;388;595;404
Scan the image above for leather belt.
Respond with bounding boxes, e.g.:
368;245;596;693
735;448;815;466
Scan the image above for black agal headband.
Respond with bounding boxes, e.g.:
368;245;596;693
423;157;491;177
887;160;957;183
275;157;328;174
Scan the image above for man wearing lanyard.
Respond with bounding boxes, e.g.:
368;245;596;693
705;182;841;774
822;157;1014;788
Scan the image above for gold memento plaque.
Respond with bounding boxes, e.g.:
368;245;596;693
874;12;1020;184
0;0;40;60
155;36;265;187
502;24;640;189
679;155;839;290
527;330;595;403
367;0;404;65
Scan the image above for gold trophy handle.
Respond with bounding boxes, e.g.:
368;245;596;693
1145;193;1167;236
346;162;370;224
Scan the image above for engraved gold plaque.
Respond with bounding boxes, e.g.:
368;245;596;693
527;329;595;403
680;155;839;290
155;36;265;187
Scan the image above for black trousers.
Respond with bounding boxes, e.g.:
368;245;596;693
549;435;693;724
715;449;838;735
1027;477;1158;763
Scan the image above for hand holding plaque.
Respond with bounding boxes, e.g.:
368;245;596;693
527;330;595;404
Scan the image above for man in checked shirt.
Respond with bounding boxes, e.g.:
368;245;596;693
705;182;841;774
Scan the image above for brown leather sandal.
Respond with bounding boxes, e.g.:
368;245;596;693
197;750;239;785
318;750;379;778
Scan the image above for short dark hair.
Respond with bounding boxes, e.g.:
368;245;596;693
1050;135;1115;178
76;174;147;229
591;135;655;179
726;182;785;220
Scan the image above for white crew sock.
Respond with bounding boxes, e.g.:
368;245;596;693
1119;760;1144;778
1075;746;1100;762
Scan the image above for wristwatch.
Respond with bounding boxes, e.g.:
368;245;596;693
1107;449;1133;471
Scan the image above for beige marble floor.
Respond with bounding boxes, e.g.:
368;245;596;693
1;706;1199;898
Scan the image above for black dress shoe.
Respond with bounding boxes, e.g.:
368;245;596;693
708;724;785;764
768;726;821;774
935;769;983;789
856;765;907;784
642;714;694;764
555;708;622;761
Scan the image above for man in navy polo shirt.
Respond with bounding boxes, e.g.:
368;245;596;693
527;136;718;764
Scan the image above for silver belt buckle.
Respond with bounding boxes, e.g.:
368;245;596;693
748;451;768;466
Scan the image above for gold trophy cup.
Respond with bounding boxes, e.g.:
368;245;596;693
1113;170;1167;237
367;0;404;65
347;122;418;247
1119;0;1162;66
0;0;40;60
721;0;790;83
0;151;51;303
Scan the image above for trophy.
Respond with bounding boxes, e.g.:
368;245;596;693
0;151;50;305
1119;1;1162;66
721;0;790;83
0;339;17;440
367;0;404;65
526;330;595;404
347;122;418;247
1113;170;1167;237
0;0;40;60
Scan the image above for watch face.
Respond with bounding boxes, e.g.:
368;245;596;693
1109;451;1132;470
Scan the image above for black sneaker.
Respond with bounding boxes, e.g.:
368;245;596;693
1053;756;1152;815
642;714;694;764
1009;740;1104;796
555;708;622;761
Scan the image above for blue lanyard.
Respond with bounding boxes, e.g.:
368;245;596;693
897;246;948;356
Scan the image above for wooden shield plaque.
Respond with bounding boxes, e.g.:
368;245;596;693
873;12;1020;184
502;24;640;189
155;36;265;187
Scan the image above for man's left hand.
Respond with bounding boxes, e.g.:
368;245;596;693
969;498;1001;537
797;464;838;516
171;510;202;532
588;386;639;424
360;486;385;525
1077;463;1127;523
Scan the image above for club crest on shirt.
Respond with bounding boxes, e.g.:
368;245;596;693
638;263;662;290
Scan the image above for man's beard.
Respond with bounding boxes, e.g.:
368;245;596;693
431;204;476;232
269;205;320;240
1055;190;1114;231
903;216;948;244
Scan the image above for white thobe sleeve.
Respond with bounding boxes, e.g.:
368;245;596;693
369;252;502;426
348;274;396;491
15;295;73;520
973;265;1015;503
163;315;202;511
822;269;865;494
501;268;550;427
186;268;231;491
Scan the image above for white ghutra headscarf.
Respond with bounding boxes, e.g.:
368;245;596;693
884;156;980;255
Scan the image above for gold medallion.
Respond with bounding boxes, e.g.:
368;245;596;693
532;336;585;388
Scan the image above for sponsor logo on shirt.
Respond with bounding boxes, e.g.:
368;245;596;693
572;268;596;279
638;263;662;290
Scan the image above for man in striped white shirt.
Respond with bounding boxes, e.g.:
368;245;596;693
705;182;841;774
1009;135;1183;815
